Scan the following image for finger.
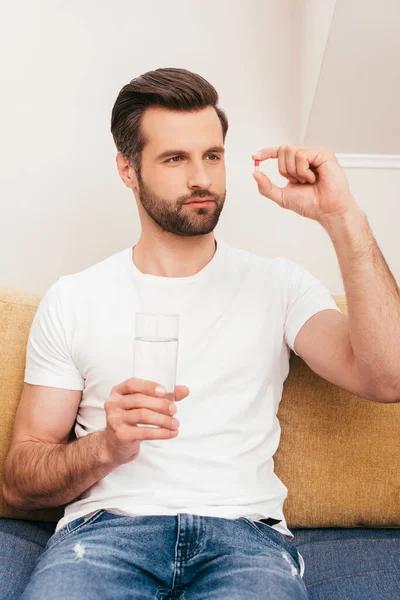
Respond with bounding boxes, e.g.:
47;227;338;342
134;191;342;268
253;171;284;207
174;385;190;401
143;384;190;402
112;383;189;408
112;377;167;398
295;151;316;184
251;147;279;162
135;426;179;440
124;407;179;431
285;146;303;184
278;146;289;181
112;393;176;415
252;146;301;184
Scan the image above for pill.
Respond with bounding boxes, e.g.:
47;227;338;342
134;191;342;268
254;160;260;172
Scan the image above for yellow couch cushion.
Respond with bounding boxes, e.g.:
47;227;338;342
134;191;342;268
0;287;399;526
276;313;400;529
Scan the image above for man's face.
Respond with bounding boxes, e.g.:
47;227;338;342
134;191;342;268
135;106;226;236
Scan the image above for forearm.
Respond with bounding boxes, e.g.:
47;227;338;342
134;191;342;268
321;202;400;397
3;430;118;511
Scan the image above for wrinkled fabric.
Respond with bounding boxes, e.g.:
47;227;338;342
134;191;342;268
23;237;340;539
20;510;308;599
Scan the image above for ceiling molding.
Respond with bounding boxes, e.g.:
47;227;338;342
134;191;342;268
336;154;400;169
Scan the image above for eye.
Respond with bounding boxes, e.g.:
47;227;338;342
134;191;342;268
165;154;221;164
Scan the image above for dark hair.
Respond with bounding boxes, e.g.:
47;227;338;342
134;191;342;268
110;68;229;175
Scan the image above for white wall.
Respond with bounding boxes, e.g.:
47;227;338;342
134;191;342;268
299;0;337;143
304;0;400;155
1;0;398;297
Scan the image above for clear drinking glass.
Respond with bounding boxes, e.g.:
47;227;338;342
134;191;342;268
133;313;180;425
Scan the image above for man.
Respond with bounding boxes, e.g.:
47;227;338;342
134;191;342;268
3;68;399;600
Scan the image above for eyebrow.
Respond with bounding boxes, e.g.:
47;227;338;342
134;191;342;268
155;146;225;161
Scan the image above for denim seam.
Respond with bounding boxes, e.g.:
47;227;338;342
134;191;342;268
181;519;207;561
48;509;106;550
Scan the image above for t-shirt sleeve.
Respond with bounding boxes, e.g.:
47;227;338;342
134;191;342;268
24;279;85;390
283;259;342;356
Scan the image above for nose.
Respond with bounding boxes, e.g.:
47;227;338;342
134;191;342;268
187;162;212;190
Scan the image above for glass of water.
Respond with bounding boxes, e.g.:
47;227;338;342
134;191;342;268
133;313;180;413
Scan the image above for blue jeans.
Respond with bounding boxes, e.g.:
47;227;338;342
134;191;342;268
20;510;309;599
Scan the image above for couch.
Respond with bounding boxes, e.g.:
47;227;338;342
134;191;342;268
0;286;399;599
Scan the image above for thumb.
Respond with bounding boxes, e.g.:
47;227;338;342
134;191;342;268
253;171;283;207
174;385;190;401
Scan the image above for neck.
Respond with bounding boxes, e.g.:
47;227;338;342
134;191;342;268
132;231;217;278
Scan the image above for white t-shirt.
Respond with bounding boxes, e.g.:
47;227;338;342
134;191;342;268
25;237;341;578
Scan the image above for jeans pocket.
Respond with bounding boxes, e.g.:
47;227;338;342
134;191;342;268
240;518;301;571
46;509;106;550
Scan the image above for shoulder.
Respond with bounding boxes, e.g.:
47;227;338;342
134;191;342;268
220;238;299;278
55;246;131;300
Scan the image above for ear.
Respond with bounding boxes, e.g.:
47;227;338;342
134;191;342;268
115;152;139;192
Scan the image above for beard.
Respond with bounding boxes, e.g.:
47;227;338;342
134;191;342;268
137;176;226;236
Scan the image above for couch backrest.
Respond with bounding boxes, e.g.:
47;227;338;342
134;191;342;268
1;287;399;527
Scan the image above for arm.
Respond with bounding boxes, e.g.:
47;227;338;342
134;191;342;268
293;207;400;402
4;278;186;510
3;379;186;511
2;383;117;511
294;309;397;403
252;145;400;403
